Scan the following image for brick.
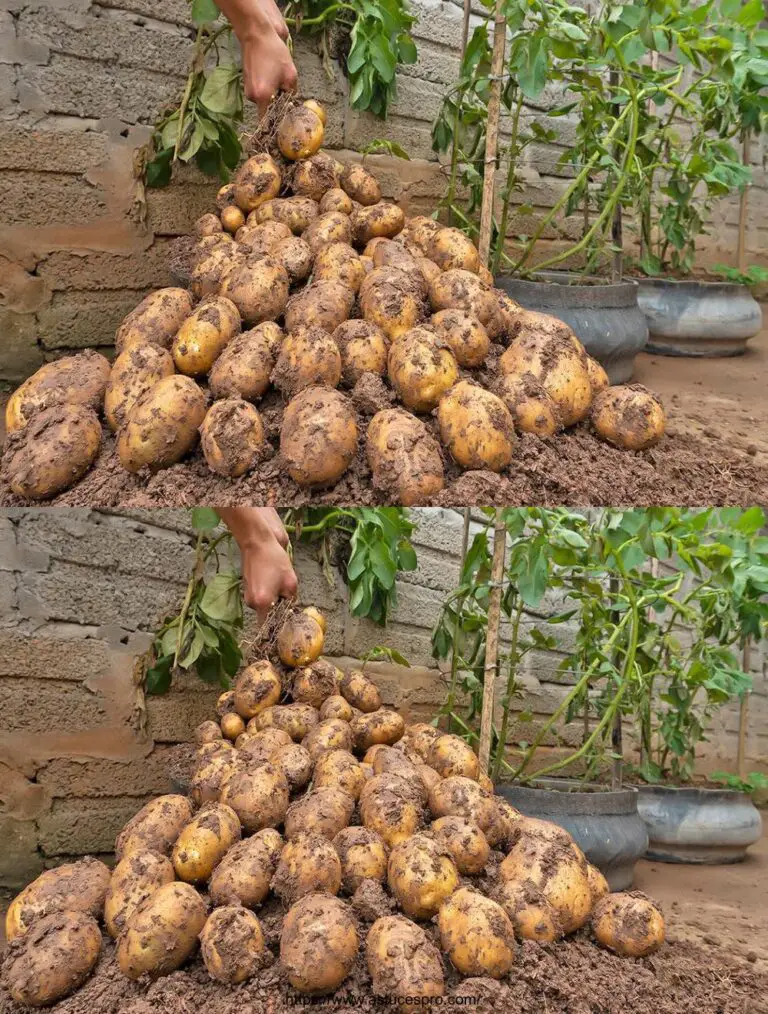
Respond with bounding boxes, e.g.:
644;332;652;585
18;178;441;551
0;816;44;889
37;290;150;350
39;241;175;291
93;0;193;25
37;748;177;798
145;690;220;742
38;795;152;856
0;629;115;682
0;677;112;735
0;309;44;382
0;170;110;227
146;184;218;236
0;62;16;109
343;112;436;163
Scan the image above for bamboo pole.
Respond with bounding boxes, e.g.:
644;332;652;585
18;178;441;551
446;509;473;734
609;575;623;790
737;132;751;274
737;638;751;780
478;511;507;774
477;0;507;268
461;0;471;54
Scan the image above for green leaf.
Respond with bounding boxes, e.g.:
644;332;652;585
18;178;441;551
195;649;222;685
145;655;173;695
736;506;765;535
160;621;180;658
398;543;418;571
180;628;204;668
192;507;220;531
191;0;219;24
200;65;241;116
145;148;173;188
218;629;242;678
398;35;418;64
369;541;397;590
200;571;242;622
737;0;765;27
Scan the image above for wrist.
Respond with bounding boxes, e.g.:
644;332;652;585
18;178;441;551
219;507;276;551
218;0;271;42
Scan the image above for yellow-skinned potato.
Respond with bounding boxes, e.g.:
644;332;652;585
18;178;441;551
117;375;207;473
303;718;354;761
320;694;354;722
291;658;340;708
171;296;241;377
587;863;610;903
352;202;406;246
221;205;245;234
284;786;355;841
429;227;481;274
190;243;240;301
305;606;327;631
388;834;459;919
360;777;423;847
233;660;282;719
371;748;426;801
360;266;426;341
371;239;421;276
278;610;325;667
500;837;592;935
237;220;293;259
200;399;266;478
209;323;282;402
388;327;459;413
427;734;480;780
216;690;237;716
303;211;353;255
171;802;241;883
429;269;497;326
3;912;101;1007
478;264;493;285
117;882;207;979
340;163;382;206
320;187;353;215
592;891;665;957
406;216;442;255
190;747;238;806
104;849;175;939
239;726;293;765
438;888;515;978
105;343;175;432
220;255;290;326
278;104;325;160
438;381;515;472
4;404;102;500
257;701;320;740
196;719;224;745
403;723;441;761
363;744;390;766
284;279;355;335
277;742;314;790
591;384;666;450
334;826;389;893
314;748;367;800
6;350;111;435
280;386;359;487
292;151;340;201
500;329;592;428
303;98;327;124
495;878;561;942
196;212;224;237
430;309;490;368
272;326;342;397
220;761;290;833
5;857;110;943
232;153;282;211
432;816;490;875
417;256;441;288
200;906;269;984
254;196;319;234
115;794;192;860
314;241;366;293
586;354;610;393
427;777;498;846
366;915;445;1007
275;235;314;284
280;894;359;995
217;183;236;209
115;288;193;353
272;832;342;904
208;827;283;908
366;409;445;506
339;668;382;713
496;372;561;437
417;763;441;795
352;708;406;751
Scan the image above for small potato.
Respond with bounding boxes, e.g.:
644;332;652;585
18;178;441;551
278;610;325;667
284;279;355;335
5;350;110;435
217;690;237;716
200;906;269;984
5;857;110;942
280;386;359;488
586;354;610;393
278;104;325;160
340;163;382;206
220;762;290;833
437;381;515;472
4;404;102;500
115;794;193;860
117;375;207;473
171;296;241;377
366;915;444;1007
429;269;497;326
587;863;610;903
339;669;382;713
388;327;459;413
320;694;354;722
320;188;353;215
217;183;236;209
115;288;193;353
105;343;175;432
438;888;515;978
277;742;314;790
428;735;480;781
233;153;282;211
495;878;561;942
2;912;101;1006
432;816;490;875
360;776;423;847
196;719;224;746
272;832;342;904
352;202;406;246
314;242;366;293
220;256;290;326
303;211;353;255
209;323;282;402
221;205;246;234
366;409;445;506
314;749;366;800
303;718;354;761
190;747;239;806
352;709;406;751
117;882;207;979
209;827;284;908
592;891;665;957
429;227;481;274
220;711;245;740
172;802;241;883
291;152;340;201
234;660;282;719
500;836;592;934
431;309;489;368
360;267;425;341
276;235;313;284
500;329;592;428
303;99;327;124
254;196;319;235
272;326;342;397
200;398;266;478
388;834;459;919
280;894;359;995
104;849;175;938
292;658;341;709
191;243;240;300
591;384;666;450
196;212;224;238
496;372;561;437
334;827;389;893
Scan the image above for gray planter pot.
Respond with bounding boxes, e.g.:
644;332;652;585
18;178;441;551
636;785;763;864
637;279;763;357
496;778;648;891
496;272;648;384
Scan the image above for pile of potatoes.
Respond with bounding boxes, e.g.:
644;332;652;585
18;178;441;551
1;603;667;1007
1;98;667;503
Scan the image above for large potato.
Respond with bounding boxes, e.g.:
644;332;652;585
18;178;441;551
232;153;282;211
314;241;366;293
500;329;592;427
366;915;444;1006
405;216;442;255
272;832;342;904
428;227;481;274
278;104;325;160
238;727;293;767
432;816;490;875
104;849;175;938
586;354;610;393
233;660;282;719
115;288;193;352
292;657;340;707
220;256;290;326
303;718;354;761
500;836;593;934
257;701;320;740
105;343;175;432
334;320;391;386
592;891;665;957
352;202;406;246
360;267;425;340
172;296;241;376
366;408;445;506
6;350;110;434
117;881;207;979
284;279;355;334
190;242;240;300
427;734;480;781
5;857;110;942
496;372;561;437
272;326;342;397
209;827;284;908
117;375;207;472
586;863;610;903
495;878;561;942
431;309;489;367
339;668;382;713
280;386;358;487
292;152;340;201
429;269;496;326
236;221;292;259
428;776;496;840
2;912;101;1006
200;906;269;984
438;888;515;978
591;384;666;450
320;694;354;722
320;187;353;215
280;894;359;995
437;381;515;472
254;196;319;234
200;398;266;478
277;610;325;667
115;794;193;860
334;826;389;893
4;404;101;500
314;749;366;800
340;163;382;206
388;328;459;413
208;322;282;402
220;762;290;833
360;777;423;847
284;786;355;840
172;802;242;883
402;723;441;762
351;708;406;752
190;746;239;806
388;834;459;919
303;211;353;255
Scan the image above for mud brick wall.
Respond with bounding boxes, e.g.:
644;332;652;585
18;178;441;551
2;0;767;380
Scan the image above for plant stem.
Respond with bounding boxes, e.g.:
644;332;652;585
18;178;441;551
492;597;524;781
446;509;472;734
491;89;525;277
479;512;506;774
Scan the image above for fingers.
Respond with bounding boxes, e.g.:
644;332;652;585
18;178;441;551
281;61;299;93
281;568;299;600
243;586;274;625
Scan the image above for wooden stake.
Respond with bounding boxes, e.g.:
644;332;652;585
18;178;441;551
477;0;507;269
609;69;623;283
737;638;751;780
461;0;471;55
737;132;751;274
478;511;506;774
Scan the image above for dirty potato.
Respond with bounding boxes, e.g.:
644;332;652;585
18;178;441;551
292;658;341;709
352;709;406;752
366;408;445;506
430;309;490;368
276;742;314;790
5;351;111;435
284;786;355;840
320;695;355;722
208;323;283;402
280;386;359;488
292;152;341;201
429;269;497;327
232;153;282;211
495;878;561;942
427;734;480;781
272;326;342;397
432;816;490;875
233;660;282;719
360;776;423;847
352;203;406;246
171;802;242;884
208;828;284;908
171;296;241;376
340;163;382;206
275;236;314;284
500;328;592;428
4;404;102;500
333;827;389;894
303;719;354;761
591;384;666;450
388;328;459;413
200;398;267;478
272;832;342;904
117;882;208;979
280;894;359;995
387;834;459;919
5;858;110;942
495;372;561;437
254;196;319;235
115;795;193;861
320;188;353;215
303;212;353;255
104;849;175;938
277;610;325;668
117;375;207;473
220;762;290;833
428;227;481;274
360;267;426;340
314;242;367;293
278;104;325;161
592;891;665;957
220;256;290;325
438;888;516;978
200;906;269;984
366;915;444;1007
437;381;515;472
115;289;193;353
104;344;175;432
284;279;356;334
314;749;367;800
339;669;382;713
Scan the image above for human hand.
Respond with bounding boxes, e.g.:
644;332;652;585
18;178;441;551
241;28;298;115
217;508;298;624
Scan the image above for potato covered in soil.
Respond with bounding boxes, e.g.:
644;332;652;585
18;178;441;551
427;735;480;781
6;351;110;436
591;384;666;450
320;694;355;722
190;242;240;300
171;802;242;884
429;269;497;327
586;354;610;393
200;906;269;984
359;776;423;847
291;151;340;201
278;104;325;160
496;372;561;437
303;211;353;255
291;658;340;709
232;153;282;211
238;727;293;767
196;719;224;745
314;241;367;293
4;404;102;500
314;748;367;800
352;708;406;751
495;878;561;942
500;329;592;428
339;668;382;713
352;202;406;246
333;826;389;893
233;660;282;719
360;267;425;341
115;288;193;353
190;746;239;806
403;723;442;762
438;888;516;978
171;296;241;377
417;763;441;795
320;188;353;215
222;714;246;741
117;881;208;980
280;386;359;488
280;894;359;995
272;326;342;397
208;323;282;403
115;794;193;861
366;408;445;506
284;785;355;841
104;849;175;939
254;196;319;235
5;857;110;942
272;832;342;904
592;891;665;957
388;328;459;413
220;205;245;234
208;827;284;908
431;309;490;368
196;212;224;237
236;221;292;258
429;227;481;274
587;863;610;903
388;833;459;919
500;835;592;935
284;279;356;335
276;742;314;790
220;762;290;833
427;777;497;842
277;610;325;667
437;381;515;472
105;343;175;432
220;255;290;326
200;399;266;478
432;816;490;875
366;915;445;1006
275;235;314;284
2;911;102;1007
303;718;355;761
340;163;382;206
117;375;207;473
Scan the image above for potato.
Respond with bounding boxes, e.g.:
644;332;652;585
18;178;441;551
4;404;102;500
284;785;355;840
280;386;359;487
495;878;561;942
366;409;444;506
388;328;459;413
432;816;490;875
276;610;324;668
429;269;497;326
417;763;441;795
320;694;355;721
115;289;193;353
5;351;110;436
401;723;441;762
272;831;342;905
333;827;389;894
208;828;284;908
273;235;313;285
303;718;354;761
272;326;342;397
220;205;245;234
429;227;481;274
340;668;382;713
587;863;610;903
405;216;443;256
429;309;489;368
191;243;240;300
237;221;293;260
303;98;327;124
352;202;406;246
117;881;207;979
280;894;359;994
284;280;356;338
117;375;207;473
240;725;293;759
415;257;441;289
366;915;444;1007
115;794;193;860
360;777;423;847
314;241;366;293
292;151;340;201
585;354;609;393
591;384;666;450
208;322;282;402
371;748;424;799
500;836;592;934
340;163;382;206
388;834;459;919
172;802;241;883
314;749;367;800
592;891;665;957
5;858;110;943
196;719;224;746
291;657;341;708
254;196;319;234
190;747;239;806
104;344;175;432
2;912;101;1006
277;742;314;790
371;239;421;276
427;776;498;845
200;906;269;984
217;690;237;716
200;398;266;478
104;849;175;938
196;212;224;238
427;734;480;781
500;329;592;428
171;296;241;377
233;660;282;719
352;708;406;751
220;255;289;325
496;372;561;437
221;761;290;833
437;381;515;472
360;267;425;341
363;744;390;766
233;153;282;211
438;888;515;978
320;187;353;215
217;183;237;209
303;211;353;255
278;104;324;160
